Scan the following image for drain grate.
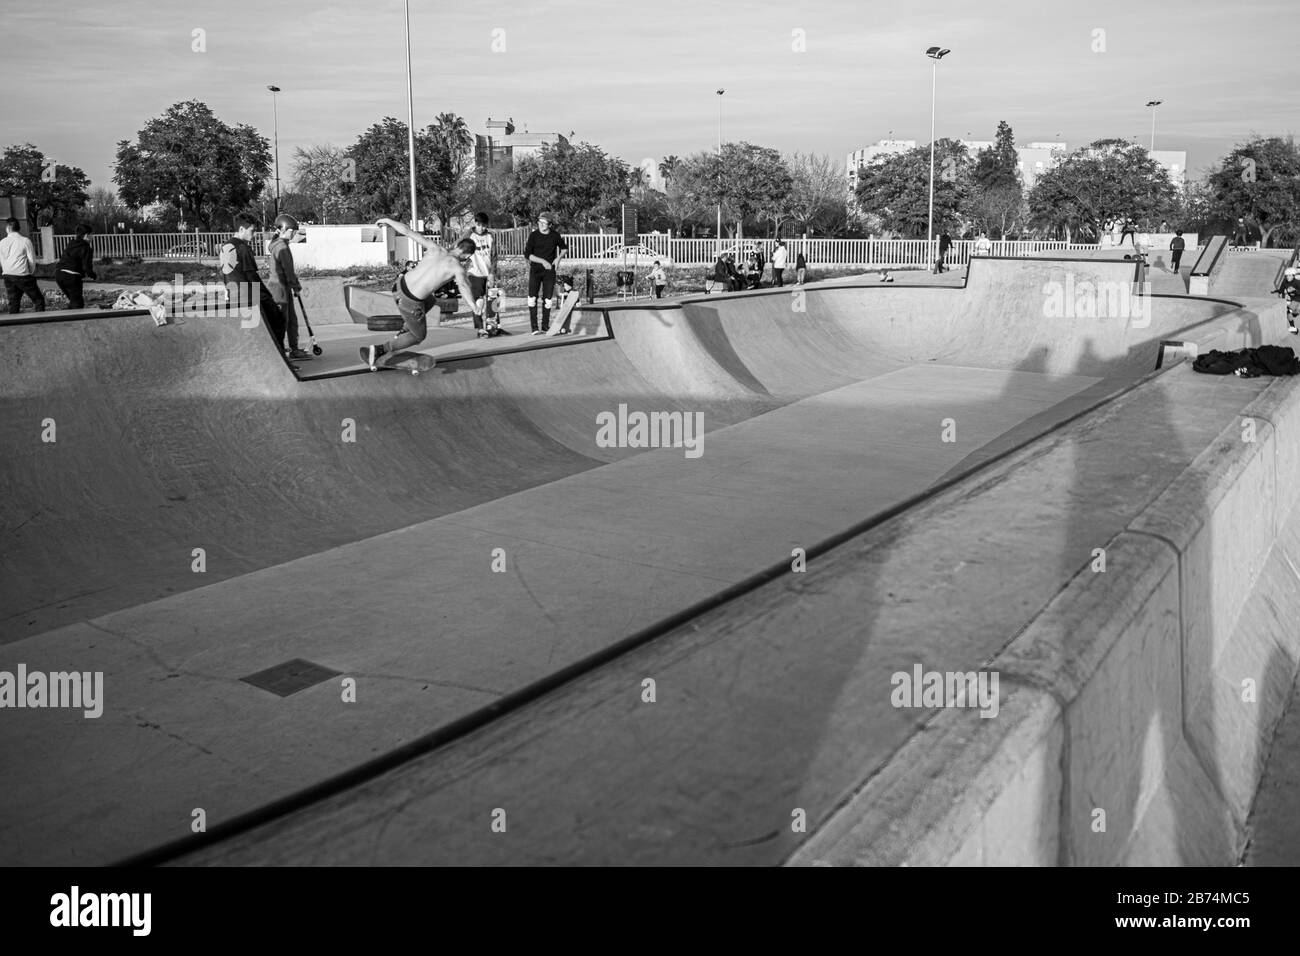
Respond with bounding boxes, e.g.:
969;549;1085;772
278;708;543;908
241;658;342;698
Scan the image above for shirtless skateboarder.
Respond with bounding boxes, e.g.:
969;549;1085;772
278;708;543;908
364;218;481;368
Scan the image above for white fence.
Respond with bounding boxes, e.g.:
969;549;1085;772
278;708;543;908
44;229;1100;270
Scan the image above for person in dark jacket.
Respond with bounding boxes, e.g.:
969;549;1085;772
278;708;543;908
219;214;287;359
795;250;807;284
55;224;97;308
267;214;310;360
936;231;952;273
1169;231;1186;273
523;212;567;333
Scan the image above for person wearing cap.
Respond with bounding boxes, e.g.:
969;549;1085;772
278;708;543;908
219;213;289;362
267;213;310;360
523;212;568;333
1274;266;1300;335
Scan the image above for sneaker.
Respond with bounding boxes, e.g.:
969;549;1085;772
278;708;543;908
1290;324;1298;336
531;330;542;336
288;348;312;360
361;344;381;368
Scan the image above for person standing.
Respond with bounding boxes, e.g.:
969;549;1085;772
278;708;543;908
648;259;667;299
771;240;788;287
795;249;807;285
1;218;45;313
974;232;992;257
1273;266;1300;335
1169;231;1186;273
754;246;765;286
936;231;952;273
219;214;287;357
1119;218;1136;247
524;212;567;334
54;224;97;309
267;214;311;360
463;212;497;336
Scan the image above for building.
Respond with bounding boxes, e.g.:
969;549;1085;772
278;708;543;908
1150;150;1188;190
474;117;569;173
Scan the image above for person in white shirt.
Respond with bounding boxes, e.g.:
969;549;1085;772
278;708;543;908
771;240;789;287
647;260;667;298
1;218;46;313
463;212;497;336
974;232;992;256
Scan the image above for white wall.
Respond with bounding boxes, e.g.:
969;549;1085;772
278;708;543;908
291;224;389;270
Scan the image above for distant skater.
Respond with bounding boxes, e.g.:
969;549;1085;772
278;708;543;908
795;249;807;284
1274;266;1300;335
648;259;666;298
935;231;952;273
364;218;480;368
1119;218;1136;247
1169;231;1186;273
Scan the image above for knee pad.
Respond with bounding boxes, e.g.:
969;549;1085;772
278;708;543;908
527;296;538;307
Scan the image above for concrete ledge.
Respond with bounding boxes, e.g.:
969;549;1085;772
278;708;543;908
796;373;1300;866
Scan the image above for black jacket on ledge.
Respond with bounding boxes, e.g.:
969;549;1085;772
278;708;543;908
1193;345;1300;377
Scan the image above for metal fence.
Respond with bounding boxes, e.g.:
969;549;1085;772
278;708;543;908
45;229;1098;269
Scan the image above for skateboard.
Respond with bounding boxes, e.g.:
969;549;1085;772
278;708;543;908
478;287;510;337
362;348;436;375
547;289;583;336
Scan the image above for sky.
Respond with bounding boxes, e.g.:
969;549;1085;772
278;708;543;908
2;0;1296;193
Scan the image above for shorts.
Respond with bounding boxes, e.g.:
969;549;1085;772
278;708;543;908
394;275;430;336
468;275;489;301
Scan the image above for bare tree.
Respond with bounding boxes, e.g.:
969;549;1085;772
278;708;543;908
786;151;843;236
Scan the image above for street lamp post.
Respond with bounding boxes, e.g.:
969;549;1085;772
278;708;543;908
1146;100;1162;152
266;85;281;219
403;0;419;230
716;89;724;252
925;46;950;268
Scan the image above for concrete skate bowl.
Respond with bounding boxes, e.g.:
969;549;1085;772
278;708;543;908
0;256;1293;866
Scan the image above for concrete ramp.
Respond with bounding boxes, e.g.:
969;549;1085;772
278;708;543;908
0;257;1282;865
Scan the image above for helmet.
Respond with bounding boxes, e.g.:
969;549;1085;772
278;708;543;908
273;213;299;232
1285;267;1298;277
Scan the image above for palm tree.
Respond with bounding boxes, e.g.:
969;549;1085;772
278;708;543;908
659;155;680;185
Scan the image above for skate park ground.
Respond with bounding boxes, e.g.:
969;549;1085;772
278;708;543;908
3;250;1299;866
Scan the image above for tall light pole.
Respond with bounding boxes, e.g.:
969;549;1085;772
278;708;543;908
403;0;419;230
1146;100;1162;152
716;89;724;251
267;85;281;219
925;47;950;264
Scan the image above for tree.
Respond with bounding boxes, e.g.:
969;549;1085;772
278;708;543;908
786;151;845;236
973;120;1020;190
659;158;710;234
659;155;681;185
696;142;793;239
427;112;475;237
967;185;1026;239
291;144;356;224
854;139;973;237
114;101;269;229
1205;136;1300;248
506;141;630;230
1027;138;1176;241
0;143;91;232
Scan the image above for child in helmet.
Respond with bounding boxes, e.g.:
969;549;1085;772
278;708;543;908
268;214;310;359
1274;266;1300;335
